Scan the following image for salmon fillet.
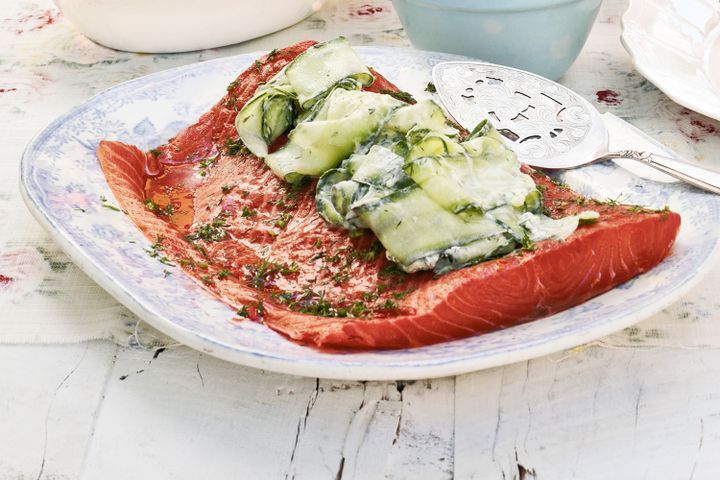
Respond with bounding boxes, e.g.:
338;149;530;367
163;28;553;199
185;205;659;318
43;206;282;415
97;41;680;350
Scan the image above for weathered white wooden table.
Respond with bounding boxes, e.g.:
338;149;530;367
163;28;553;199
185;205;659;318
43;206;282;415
3;0;720;478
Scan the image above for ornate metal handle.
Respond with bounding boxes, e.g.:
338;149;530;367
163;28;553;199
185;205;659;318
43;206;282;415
600;151;720;195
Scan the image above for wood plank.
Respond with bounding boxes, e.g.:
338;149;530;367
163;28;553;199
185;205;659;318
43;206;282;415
455;347;720;480
288;378;455;480
286;380;366;480
386;379;455;480
341;383;402;480
0;342;117;480
80;346;317;479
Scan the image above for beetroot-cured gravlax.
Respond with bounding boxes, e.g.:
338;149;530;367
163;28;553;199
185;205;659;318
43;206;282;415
97;39;680;350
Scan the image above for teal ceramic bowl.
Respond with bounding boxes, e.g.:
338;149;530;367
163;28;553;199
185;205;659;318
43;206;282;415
392;0;603;80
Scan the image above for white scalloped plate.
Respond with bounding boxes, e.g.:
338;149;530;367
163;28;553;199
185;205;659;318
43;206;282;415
20;47;720;380
621;0;720;120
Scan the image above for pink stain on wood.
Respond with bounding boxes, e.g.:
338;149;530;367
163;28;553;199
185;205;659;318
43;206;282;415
352;4;384;16
596;89;622;106
0;274;13;287
11;9;60;34
677;108;719;142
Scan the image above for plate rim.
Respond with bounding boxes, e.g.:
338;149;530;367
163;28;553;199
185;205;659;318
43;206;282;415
620;0;720;121
18;46;720;380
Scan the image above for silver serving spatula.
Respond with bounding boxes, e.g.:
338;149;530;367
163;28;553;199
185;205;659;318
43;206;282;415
432;61;720;194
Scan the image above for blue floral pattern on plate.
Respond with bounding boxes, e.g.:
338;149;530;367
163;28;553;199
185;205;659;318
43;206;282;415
19;47;720;380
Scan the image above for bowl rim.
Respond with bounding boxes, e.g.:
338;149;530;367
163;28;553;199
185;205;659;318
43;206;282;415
392;0;600;14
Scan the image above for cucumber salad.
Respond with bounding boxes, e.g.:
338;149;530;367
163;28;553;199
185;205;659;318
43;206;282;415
235;37;598;274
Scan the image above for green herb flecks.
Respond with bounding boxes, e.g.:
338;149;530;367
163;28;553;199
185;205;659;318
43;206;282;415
145;198;174;216
179;258;195;268
221;183;236;194
379;89;416;104
521;234;536;252
269;286;399;318
186;214;229;242
354;241;382;262
225;93;238;110
467;119;489;141
99;195;123;212
145;235;174;266
379;262;406;278
332;271;350;285
273;212;292;229
224;137;248;156
241;206;257;218
392;289;413;301
605;194;626;206
246;259;300;289
198;154;219;177
381;299;397;310
425;82;436;93
578;216;599;226
655;205;671;219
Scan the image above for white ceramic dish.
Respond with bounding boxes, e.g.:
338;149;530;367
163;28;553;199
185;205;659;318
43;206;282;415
20;47;720;380
621;0;720;121
55;0;323;52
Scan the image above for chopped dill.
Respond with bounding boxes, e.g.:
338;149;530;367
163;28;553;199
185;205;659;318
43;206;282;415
241;206;256;218
273;212;292;229
379;89;416;103
145;235;174;266
224;137;247;156
225;93;237;110
578;216;599;226
102;203;122;212
521;234;536;252
145;199;173;216
99;194;122;212
381;299;398;310
186;214;228;242
379;262;406;278
246;259;299;289
332;272;350;285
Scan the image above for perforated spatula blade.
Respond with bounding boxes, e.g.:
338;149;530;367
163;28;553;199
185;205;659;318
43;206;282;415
432;61;720;194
